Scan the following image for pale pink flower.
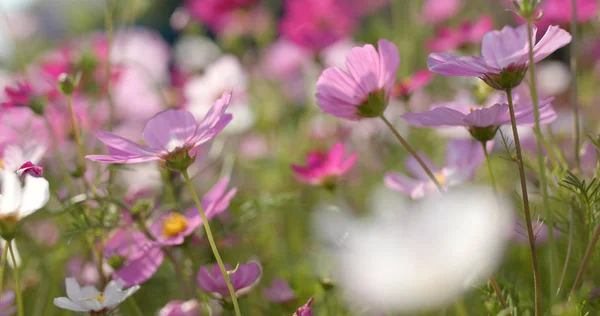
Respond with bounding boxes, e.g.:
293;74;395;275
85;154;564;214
86;93;232;165
197;261;262;298
422;0;464;24
316;39;400;120
291;143;358;186
0;292;15;316
159;300;202;316
428;25;571;90
393;70;433;99
264;278;296;303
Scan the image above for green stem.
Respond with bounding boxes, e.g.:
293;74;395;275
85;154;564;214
557;207;574;297
482;142;497;192
569;218;600;298
380;115;444;191
66;94;98;195
8;241;23;316
570;0;581;171
505;88;542;316
182;170;241;316
526;19;558;299
43;117;73;192
0;242;8;293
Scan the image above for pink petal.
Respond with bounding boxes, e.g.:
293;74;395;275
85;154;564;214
85;154;160;164
404;153;439;180
481;25;530;69
463;103;509;127
402;107;468;127
428;53;494;76
316;67;365;106
326;143;346;166
533;25;572;64
142;110;198;151
345;43;380;95
113;244;164;286
95;131;160;156
376;39;400;91
384;172;422;196
339;152;359;174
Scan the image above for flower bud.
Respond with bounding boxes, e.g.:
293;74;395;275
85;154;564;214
58;73;78;96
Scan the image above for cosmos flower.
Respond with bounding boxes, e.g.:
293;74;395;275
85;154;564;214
197;261;262;298
293;298;314;316
385;139;490;199
316;39;400;120
264;278;296;303
393;70;433;99
0;170;49;227
53;278;140;313
291;142;358;186
158;300;202;316
86;93;232;168
428;25;571;90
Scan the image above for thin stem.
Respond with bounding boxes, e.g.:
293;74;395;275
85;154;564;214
482;142;497;192
569;218;600;298
8;241;23;316
182;170;241;316
489;276;508;310
380;115;444;191
0;242;8;294
557;207;574;297
127;296;144;316
505;89;542;316
570;0;581;171
66;95;98;195
526;19;558;299
43;117;73;192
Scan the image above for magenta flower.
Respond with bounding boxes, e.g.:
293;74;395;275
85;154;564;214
428;25;571;89
392;70;433;99
291;142;358;186
316;39;400;120
17;161;43;178
148;177;237;246
280;0;356;52
263;278;296;303
426;15;493;52
86;92;232;167
402;96;556;142
158;300;201;316
385;139;489;199
197;261;262;298
1;82;34;109
185;0;256;33
293;298;314;316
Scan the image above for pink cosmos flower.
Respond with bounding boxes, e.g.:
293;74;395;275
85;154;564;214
1;82;35;109
291;142;358;186
385;139;489;199
264;278;296;303
67;256;101;286
0;292;15;316
148;177;237;246
426;16;494;52
197;261;262;298
158;300;201;316
185;0;256;33
86;92;232;165
402;95;556;142
293;298;314;316
316;39;400;120
393;70;433;99
422;0;464;24
428;25;571;90
279;0;357;52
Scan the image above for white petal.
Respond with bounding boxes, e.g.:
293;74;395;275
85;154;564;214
77;298;103;311
0;171;22;215
18;175;49;218
53;297;87;312
65;278;83;301
79;286;101;299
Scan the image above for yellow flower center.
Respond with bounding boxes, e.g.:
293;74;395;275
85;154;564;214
0;159;4;170
91;292;105;304
434;172;446;186
162;213;188;237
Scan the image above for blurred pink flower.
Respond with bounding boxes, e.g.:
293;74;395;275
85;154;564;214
291;143;358;186
280;0;357;52
263;40;310;80
264;278;296;303
1;82;35;109
293;297;314;316
148;178;237;246
428;25;571;90
511;219;560;245
24;220;59;247
422;0;464;24
426;15;494;52
17;161;43;178
393;70;433;99
185;0;257;33
385;139;489;199
159;300;202;316
86;93;232;165
0;292;15;316
516;0;597;32
66;256;101;286
316;39;400;120
342;0;390;16
197;261;262;297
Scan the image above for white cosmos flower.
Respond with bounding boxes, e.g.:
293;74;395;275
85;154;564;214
313;186;513;313
184;55;255;134
0;170;49;221
53;278;140;313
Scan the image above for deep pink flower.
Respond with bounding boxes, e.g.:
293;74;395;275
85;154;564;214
197;261;262;298
393;70;433;99
316;39;400;120
279;0;357;52
148;177;237;246
402;96;556;141
1;82;38;110
422;0;464;24
264;278;296;303
86;92;232;165
428;25;571;89
17;161;43;178
385;139;489;199
291;142;358;185
158;300;201;316
426;16;494;52
293;298;314;316
185;0;256;33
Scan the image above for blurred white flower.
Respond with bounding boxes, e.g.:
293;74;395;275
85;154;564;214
174;35;221;72
1;143;45;172
536;61;571;97
0;170;49;222
184;55;255;134
313;186;513;312
53;278;139;313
